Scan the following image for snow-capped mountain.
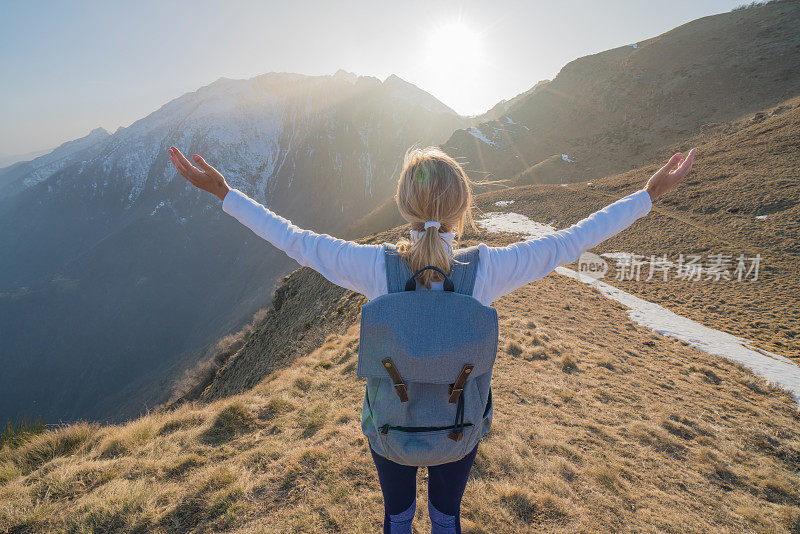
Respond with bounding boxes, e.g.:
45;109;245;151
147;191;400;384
0;70;465;423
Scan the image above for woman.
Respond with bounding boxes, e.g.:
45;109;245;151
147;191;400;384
168;144;695;533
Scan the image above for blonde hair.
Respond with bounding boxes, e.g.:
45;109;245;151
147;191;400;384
395;146;479;289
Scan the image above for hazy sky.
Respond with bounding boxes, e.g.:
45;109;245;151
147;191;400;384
1;0;746;157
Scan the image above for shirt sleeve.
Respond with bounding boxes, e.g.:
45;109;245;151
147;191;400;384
472;189;653;305
222;188;388;300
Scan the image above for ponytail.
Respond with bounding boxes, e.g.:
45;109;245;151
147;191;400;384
395;146;479;289
402;224;453;288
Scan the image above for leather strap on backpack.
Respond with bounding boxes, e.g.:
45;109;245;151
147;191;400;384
448;365;474;404
448;395;466;441
447;364;474;441
382;358;409;402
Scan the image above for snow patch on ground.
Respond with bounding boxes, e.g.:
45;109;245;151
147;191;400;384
755;215;768;220
477;210;800;406
477;212;555;239
558;267;800;404
561;154;575;163
151;200;167;216
466;127;498;147
494;200;515;207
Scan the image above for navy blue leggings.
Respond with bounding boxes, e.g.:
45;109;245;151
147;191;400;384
370;444;479;534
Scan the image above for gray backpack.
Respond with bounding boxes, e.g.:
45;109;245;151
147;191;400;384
357;243;499;466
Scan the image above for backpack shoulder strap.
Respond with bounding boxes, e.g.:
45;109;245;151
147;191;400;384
384;243;413;294
383;242;481;296
449;245;480;296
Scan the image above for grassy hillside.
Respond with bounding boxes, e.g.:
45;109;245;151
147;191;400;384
478;96;800;361
2;225;799;532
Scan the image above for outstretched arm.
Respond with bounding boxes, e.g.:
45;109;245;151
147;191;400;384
168;147;387;300
474;149;696;305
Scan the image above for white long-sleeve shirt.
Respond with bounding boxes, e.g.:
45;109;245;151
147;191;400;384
221;188;653;306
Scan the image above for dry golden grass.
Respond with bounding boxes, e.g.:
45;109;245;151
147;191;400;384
2;269;799;533
474;98;800;361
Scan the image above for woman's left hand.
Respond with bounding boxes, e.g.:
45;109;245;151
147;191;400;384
168;146;231;201
644;148;697;202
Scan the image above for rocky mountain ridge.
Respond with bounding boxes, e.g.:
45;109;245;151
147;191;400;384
0;71;464;423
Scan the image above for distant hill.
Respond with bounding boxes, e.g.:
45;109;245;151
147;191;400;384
0;128;109;197
0;71;464;424
475;79;550;123
0;147;53;170
444;1;800;187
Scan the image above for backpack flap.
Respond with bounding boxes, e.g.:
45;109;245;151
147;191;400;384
358;290;499;383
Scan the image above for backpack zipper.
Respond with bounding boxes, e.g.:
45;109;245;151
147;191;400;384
379;423;474;435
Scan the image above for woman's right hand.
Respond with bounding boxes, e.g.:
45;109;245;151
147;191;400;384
168;146;231;201
644;148;696;202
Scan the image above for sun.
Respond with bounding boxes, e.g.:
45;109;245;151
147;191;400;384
415;18;490;114
424;21;484;70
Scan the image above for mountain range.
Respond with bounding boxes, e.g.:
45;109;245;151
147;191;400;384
1;0;798;425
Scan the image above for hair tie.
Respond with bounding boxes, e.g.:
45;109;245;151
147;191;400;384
423;221;441;231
